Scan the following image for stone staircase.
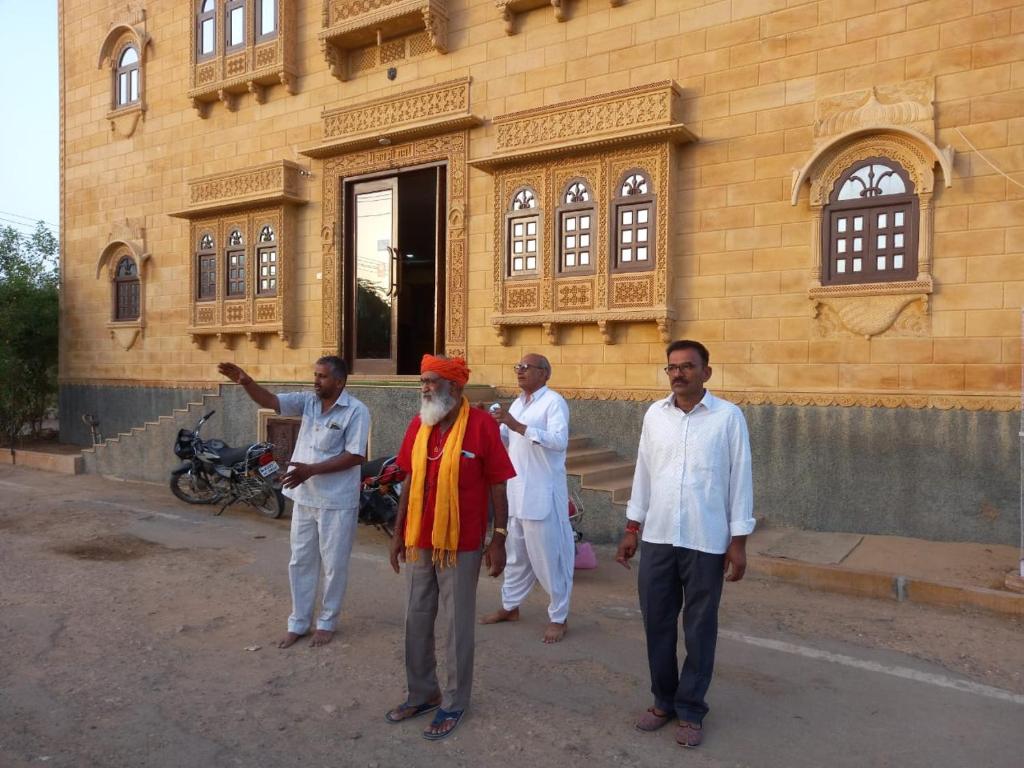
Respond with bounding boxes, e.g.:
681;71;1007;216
81;392;225;485
565;434;635;543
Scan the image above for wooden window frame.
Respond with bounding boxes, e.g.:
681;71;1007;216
197;232;217;301
610;169;655;273
225;0;247;52
822;157;919;287
256;0;278;42
256;224;278;297
197;0;217;60
226;228;246;297
113;255;140;321
556;178;596;276
114;45;140;108
505;187;540;279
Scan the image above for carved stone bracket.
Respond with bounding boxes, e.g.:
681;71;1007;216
492;309;674;347
108;321;144;351
320;0;449;81
811;290;931;339
496;0;565;35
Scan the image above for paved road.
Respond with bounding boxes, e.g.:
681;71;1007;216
0;465;1021;767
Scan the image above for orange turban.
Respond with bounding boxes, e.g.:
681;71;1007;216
421;354;470;386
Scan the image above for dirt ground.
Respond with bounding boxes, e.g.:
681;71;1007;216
1;466;1022;768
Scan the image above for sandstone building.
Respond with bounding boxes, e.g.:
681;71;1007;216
59;0;1024;543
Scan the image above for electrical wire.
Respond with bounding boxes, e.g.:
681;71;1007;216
955;127;1024;190
0;209;59;230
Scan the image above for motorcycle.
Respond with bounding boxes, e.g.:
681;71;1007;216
169;410;285;519
358;455;404;537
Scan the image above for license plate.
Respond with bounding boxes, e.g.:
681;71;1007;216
258;460;279;477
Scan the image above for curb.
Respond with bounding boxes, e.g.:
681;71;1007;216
748;556;1024;618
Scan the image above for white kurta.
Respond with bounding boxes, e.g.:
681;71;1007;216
500;386;575;622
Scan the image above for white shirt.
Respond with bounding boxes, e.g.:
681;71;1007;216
501;385;569;521
626;390;755;554
277;390;370;510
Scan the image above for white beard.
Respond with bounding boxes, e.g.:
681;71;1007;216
419;385;456;426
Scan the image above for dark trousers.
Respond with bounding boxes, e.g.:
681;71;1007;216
637;541;725;724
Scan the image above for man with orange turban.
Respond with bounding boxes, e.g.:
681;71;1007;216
386;354;515;740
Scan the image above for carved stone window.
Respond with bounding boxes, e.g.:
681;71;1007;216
506;187;540;277
197;232;217;301
256;224;278;296
115;46;140;107
556;179;595;274
226;0;246;50
113;256;140;321
190;0;296;116
226;228;246;296
824;158;918;286
198;0;216;58
257;0;277;40
611;169;654;272
98;12;151;137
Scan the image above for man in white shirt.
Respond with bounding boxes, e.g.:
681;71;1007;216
219;356;369;650
480;353;575;644
615;340;754;748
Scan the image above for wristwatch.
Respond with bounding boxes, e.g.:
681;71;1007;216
492;527;508;537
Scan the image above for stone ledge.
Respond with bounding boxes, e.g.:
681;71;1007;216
2;449;84;475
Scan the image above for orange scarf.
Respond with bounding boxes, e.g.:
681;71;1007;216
404;397;470;567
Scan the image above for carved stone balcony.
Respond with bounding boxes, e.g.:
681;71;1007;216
320;0;449;81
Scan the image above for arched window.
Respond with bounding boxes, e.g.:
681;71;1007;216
226;0;246;50
506;187;539;277
611;169;655;272
257;0;278;40
556;179;595;274
226;228;246;297
198;0;216;58
823;157;918;285
197;232;217;300
113;256;140;320
115;46;140;107
256;224;278;296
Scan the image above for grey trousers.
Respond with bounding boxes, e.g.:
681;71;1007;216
637;541;726;725
404;547;483;713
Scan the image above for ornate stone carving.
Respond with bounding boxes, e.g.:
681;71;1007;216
815;81;935;140
196;306;215;325
320;0;448;81
611;276;653;308
506;284;540;311
319;132;469;359
475;81;693;170
189;0;297;117
556;281;593;310
173;161;308;216
812;294;929;339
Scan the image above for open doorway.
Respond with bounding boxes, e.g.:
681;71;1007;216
344;165;446;375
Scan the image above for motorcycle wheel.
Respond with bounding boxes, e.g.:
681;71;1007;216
170;466;223;504
249;479;285;519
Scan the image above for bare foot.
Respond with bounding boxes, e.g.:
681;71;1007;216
479;607;519;625
543;622;567;644
310;629;334;647
278;632;306;649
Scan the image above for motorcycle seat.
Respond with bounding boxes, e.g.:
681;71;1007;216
212;445;251;466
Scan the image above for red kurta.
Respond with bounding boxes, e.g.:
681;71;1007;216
396;407;516;551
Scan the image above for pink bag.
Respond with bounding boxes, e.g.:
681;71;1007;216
574;541;598;570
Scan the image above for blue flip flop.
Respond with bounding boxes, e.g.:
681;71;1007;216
422;708;464;740
385;700;440;724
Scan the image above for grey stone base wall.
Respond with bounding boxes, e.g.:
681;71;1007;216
567;396;1021;547
62;382;1022;546
59;384;215;446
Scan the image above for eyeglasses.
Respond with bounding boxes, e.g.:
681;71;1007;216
513;363;544;373
664;363;699;375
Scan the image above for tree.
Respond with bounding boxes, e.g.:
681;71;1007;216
0;223;60;451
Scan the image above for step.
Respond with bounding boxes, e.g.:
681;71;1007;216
584;475;633;503
3;449;83;475
577;460;635;487
567;435;591;450
565;446;620;469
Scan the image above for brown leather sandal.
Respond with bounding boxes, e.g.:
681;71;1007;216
634;706;673;731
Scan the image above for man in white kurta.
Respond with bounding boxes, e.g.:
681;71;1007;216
480;353;575;643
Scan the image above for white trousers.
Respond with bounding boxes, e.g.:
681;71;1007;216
287;503;358;634
500;513;575;623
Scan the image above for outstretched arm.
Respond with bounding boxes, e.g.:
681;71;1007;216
218;362;280;412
